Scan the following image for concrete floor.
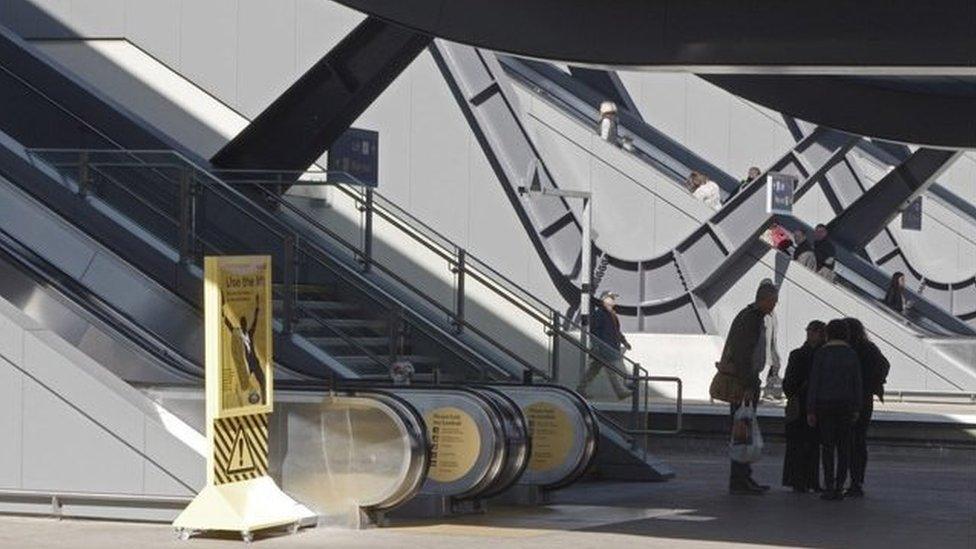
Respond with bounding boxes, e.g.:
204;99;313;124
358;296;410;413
1;443;973;549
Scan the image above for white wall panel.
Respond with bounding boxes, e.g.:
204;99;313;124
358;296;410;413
684;76;731;172
0;359;23;487
295;0;363;72
237;0;297;117
124;0;180;62
21;381;144;492
178;0;238;106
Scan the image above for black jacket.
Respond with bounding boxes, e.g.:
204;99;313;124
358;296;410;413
851;340;890;402
591;306;627;350
814;238;837;271
793;240;814;260
783;342;818;422
883;287;904;313
720;304;765;392
808;341;863;413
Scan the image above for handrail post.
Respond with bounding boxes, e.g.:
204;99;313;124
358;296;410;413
548;310;560;383
178;168;192;265
630;362;640;450
388;307;401;363
452;248;466;333
282;235;295;334
362;188;374;273
77;151;90;197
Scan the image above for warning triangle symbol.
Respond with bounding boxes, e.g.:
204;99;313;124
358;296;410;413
227;426;257;475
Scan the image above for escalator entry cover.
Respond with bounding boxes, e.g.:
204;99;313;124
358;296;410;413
425;406;481;483
525;401;573;473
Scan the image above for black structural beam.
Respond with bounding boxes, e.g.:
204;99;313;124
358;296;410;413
211;17;430;171
702;75;976;149
827;148;960;251
331;0;975;72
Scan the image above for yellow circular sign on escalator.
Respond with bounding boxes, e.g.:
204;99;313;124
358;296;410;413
526;401;573;472
425;407;480;483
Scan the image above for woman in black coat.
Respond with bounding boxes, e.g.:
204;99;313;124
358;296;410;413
782;320;825;492
844;318;890;497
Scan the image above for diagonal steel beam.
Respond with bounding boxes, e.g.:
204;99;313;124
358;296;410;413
211;17;430;171
827;148;961;251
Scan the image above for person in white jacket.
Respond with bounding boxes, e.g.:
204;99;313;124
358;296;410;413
598;101;619;144
759;279;784;400
691;172;722;210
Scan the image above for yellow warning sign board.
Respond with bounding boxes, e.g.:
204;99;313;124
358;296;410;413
213;415;268;485
174;255;311;534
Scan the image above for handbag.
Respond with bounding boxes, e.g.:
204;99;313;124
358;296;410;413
710;370;745;404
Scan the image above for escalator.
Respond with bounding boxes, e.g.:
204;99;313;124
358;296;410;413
0;19;628;507
0;159;599;522
1;21;673;478
500;54;976;330
430;42;976;395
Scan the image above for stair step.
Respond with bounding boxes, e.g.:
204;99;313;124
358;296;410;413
293;317;387;331
273;299;357;312
306;336;391;347
335;354;440;366
272;284;332;296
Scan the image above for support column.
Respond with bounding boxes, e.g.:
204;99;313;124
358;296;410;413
827;148;960;251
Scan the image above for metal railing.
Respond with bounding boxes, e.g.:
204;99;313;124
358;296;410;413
28;149;508;383
26;148;681;442
209;168;681;442
0;488;191;519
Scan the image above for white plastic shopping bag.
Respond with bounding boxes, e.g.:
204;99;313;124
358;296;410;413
729;402;764;463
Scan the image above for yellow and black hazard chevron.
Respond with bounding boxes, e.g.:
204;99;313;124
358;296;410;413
212;414;269;485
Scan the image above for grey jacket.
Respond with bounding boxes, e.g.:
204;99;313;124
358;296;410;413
807;340;863;413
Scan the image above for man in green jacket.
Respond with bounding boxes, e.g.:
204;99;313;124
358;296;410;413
721;282;779;494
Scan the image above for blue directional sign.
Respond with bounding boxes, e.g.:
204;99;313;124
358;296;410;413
328;128;379;187
766;172;797;216
901;196;923;231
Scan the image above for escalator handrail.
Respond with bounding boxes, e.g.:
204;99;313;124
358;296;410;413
44;152;396;375
31;148;514;381
0;222;201;380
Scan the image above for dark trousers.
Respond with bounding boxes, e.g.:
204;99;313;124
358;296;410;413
851;400;874;487
818;410;853;491
729;401;754;484
782;419;820;490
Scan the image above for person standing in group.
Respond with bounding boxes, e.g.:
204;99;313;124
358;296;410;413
598;101;620;145
782;320;826;493
807;319;862;501
792;229;817;270
719;283;779;494
843;318;890;498
578;290;632;400
883;272;910;314
813;224;837;282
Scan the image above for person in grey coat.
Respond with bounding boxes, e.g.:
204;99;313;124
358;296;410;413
807;319;863;501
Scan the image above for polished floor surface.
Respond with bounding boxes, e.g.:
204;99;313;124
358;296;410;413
1;442;973;548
